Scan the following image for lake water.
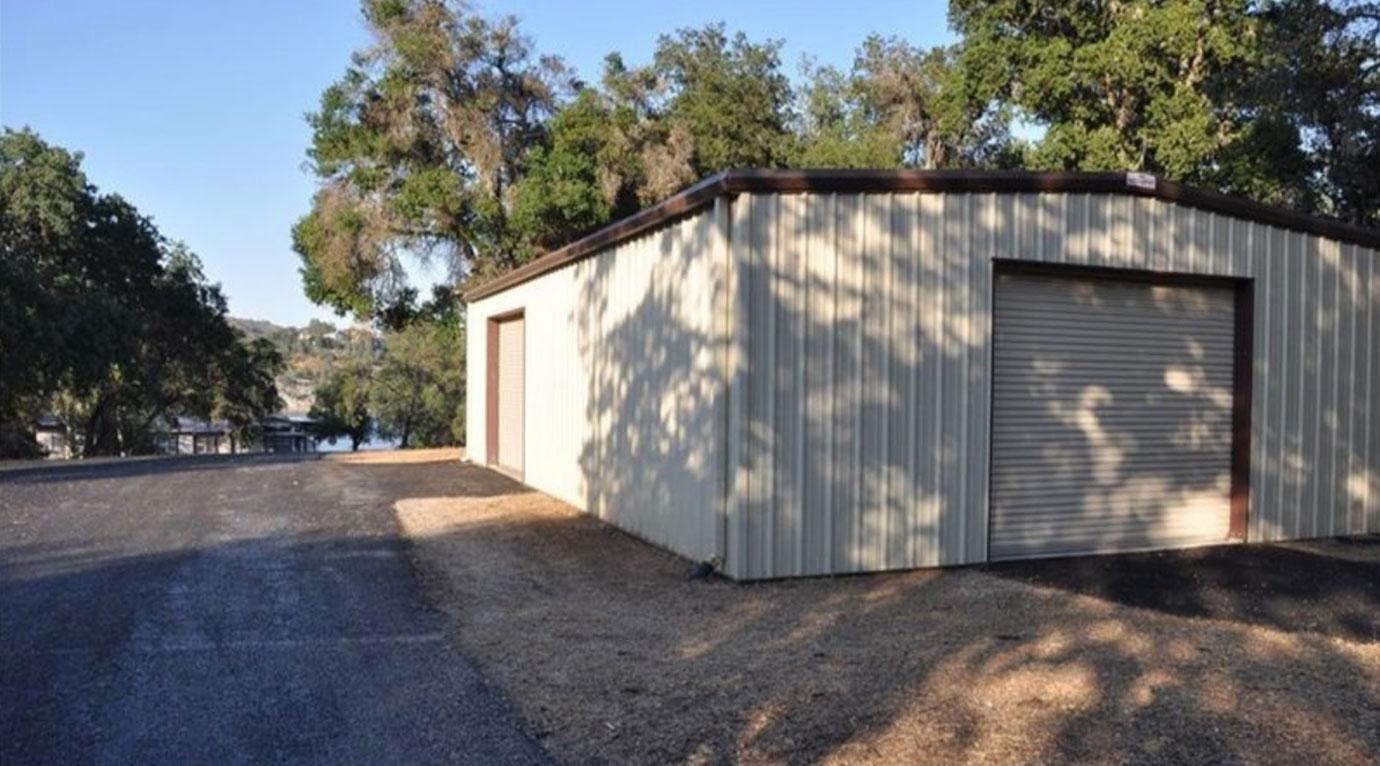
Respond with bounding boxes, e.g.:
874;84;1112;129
315;436;401;453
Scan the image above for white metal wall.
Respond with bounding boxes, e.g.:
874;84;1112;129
724;191;1380;580
466;205;728;564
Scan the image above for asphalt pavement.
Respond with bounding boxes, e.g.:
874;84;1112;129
0;453;549;765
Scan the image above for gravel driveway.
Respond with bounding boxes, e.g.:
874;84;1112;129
0;451;547;766
394;462;1380;766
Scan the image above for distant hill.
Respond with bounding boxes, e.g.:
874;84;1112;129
228;317;289;342
229;317;382;413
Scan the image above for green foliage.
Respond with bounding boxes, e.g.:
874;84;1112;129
797;37;1015;169
1251;0;1379;224
951;0;1259;180
308;361;374;451
0;129;282;458
588;25;798;203
948;0;1377;224
650;24;797;174
371;312;464;448
511;89;636;252
797;58;907;169
294;0;570;321
214;338;286;444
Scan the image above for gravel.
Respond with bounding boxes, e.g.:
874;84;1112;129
393;461;1380;766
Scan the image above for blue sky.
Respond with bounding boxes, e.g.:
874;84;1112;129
2;0;954;327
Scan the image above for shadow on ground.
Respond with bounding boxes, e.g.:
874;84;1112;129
987;540;1380;643
387;461;1380;766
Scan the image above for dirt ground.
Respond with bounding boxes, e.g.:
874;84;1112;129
386;459;1380;766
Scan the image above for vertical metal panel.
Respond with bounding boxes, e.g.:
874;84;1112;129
801;194;836;574
1087;194;1109;266
894;194;921;569
860;194;888;571
1270;227;1293;540
1362;249;1374;533
725;194;752;578
774;193;805;576
712;197;731;562
969;194;995;562
1038;193;1061;263
1302;237;1320;537
1319;238;1339;536
918;194;944;567
940;195;966;562
832;195;864;571
746;194;772;578
1353;249;1364;534
1246;222;1271;542
1358;246;1374;534
1335;241;1355;535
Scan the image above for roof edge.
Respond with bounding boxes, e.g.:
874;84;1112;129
462;169;1380;302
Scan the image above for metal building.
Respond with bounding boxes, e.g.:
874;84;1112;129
464;170;1380;581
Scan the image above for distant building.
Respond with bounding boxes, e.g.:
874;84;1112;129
34;415;70;459
30;413;318;459
260;414;318;453
155;417;235;455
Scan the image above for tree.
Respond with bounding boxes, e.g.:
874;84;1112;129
367;285;465;447
951;0;1259;181
796;60;906;168
598;25;797;202
650;24;797;175
797;37;1014;169
371;321;464;448
0;129;90;456
510;89;641;253
1;128;282;458
1250;0;1380;224
294;0;571;322
309;362;374;451
214;337;285;448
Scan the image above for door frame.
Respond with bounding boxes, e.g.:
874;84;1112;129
988;260;1254;553
486;308;526;476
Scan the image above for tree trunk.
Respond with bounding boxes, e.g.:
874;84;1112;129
84;397;113;456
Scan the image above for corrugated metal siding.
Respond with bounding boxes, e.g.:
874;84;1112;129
496;317;524;473
989;273;1235;559
726;190;1380;579
466;208;726;564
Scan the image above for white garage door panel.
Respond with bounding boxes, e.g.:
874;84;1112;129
989;272;1235;560
497;317;525;474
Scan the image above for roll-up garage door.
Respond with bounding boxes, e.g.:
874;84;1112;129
989;271;1236;560
495;317;525;475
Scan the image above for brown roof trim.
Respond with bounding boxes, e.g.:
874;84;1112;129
463;169;1380;301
